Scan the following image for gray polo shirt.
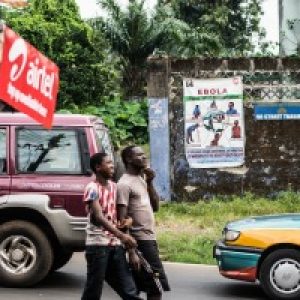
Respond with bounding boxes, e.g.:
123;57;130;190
117;173;156;241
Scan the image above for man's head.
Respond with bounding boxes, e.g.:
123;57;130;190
234;120;239;126
121;145;147;170
90;152;114;179
228;102;234;108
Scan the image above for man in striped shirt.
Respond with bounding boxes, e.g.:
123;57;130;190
81;152;141;300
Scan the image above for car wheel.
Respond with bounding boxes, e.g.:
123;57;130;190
0;220;53;287
51;250;73;271
260;249;300;300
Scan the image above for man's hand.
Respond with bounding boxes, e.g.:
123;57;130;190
119;233;137;249
117;217;133;230
144;168;155;183
144;168;160;212
129;250;141;271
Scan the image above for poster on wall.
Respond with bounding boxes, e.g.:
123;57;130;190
183;77;245;168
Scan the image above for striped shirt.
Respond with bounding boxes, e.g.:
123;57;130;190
83;180;121;246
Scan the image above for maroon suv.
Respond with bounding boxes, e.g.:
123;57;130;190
0;112;114;287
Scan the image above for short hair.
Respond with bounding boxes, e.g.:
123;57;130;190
90;152;107;174
121;145;136;167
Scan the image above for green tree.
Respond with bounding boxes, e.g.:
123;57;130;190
96;0;264;97
158;0;264;57
4;0;121;108
94;0;188;97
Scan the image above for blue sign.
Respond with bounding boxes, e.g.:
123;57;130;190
148;98;170;201
254;103;300;120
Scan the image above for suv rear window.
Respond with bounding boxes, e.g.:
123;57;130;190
95;126;113;160
16;128;82;174
0;129;6;173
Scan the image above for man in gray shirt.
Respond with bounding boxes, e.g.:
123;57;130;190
117;146;170;300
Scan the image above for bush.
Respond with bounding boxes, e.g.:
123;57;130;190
59;97;149;147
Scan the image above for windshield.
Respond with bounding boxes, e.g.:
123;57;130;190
95;125;114;161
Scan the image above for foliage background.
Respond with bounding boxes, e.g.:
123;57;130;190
61;99;149;147
1;0;267;146
3;0;121;109
94;0;265;96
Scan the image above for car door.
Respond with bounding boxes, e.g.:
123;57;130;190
0;127;11;197
10;126;92;216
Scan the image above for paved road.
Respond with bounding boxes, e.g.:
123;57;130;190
0;253;268;300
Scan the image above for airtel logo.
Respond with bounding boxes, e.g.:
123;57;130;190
8;38;27;82
7;37;55;100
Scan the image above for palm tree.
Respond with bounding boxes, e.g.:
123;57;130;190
94;0;188;98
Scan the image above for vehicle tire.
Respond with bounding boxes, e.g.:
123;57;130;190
0;220;53;287
51;250;73;271
260;249;300;300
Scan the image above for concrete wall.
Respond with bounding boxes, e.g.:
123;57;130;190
147;56;300;201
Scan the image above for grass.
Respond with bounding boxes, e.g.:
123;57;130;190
155;192;300;264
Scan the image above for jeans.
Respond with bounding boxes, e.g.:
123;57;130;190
134;240;170;295
81;245;141;300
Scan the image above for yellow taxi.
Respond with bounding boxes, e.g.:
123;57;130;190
214;214;300;300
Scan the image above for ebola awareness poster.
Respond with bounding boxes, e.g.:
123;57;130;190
183;77;245;168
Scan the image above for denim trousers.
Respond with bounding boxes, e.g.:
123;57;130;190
81;245;141;300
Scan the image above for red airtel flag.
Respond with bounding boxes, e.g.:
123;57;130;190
0;26;59;129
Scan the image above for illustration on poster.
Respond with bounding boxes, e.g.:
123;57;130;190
231;120;241;139
184;77;244;168
226;101;238;115
192;104;201;119
186;123;200;144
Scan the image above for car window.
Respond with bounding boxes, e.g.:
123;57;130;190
0;129;6;174
16;128;82;174
95;126;113;161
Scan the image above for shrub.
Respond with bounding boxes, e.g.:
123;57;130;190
59;97;148;147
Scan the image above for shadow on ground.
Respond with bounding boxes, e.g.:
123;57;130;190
36;271;84;289
204;281;267;299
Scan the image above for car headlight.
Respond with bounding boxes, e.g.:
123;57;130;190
223;229;240;241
